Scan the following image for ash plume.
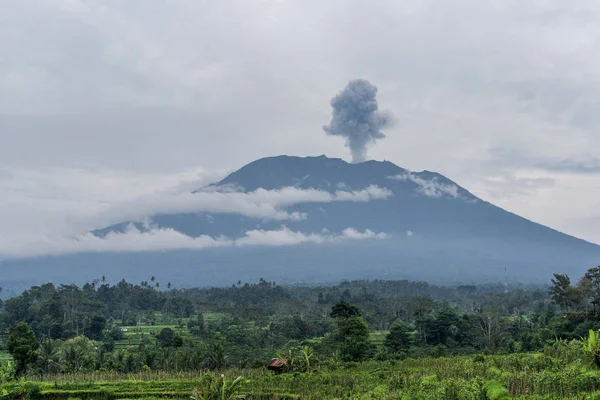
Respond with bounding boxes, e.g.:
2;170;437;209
323;79;393;163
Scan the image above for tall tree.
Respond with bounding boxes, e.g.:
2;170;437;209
7;322;39;376
550;274;584;311
385;323;413;356
333;316;372;361
329;301;361;319
585;267;600;302
471;313;507;350
550;274;573;310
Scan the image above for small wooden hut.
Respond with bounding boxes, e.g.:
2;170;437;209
267;358;287;372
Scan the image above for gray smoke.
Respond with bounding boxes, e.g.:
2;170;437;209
323;79;393;163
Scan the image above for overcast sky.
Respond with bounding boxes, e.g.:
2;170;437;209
2;0;600;250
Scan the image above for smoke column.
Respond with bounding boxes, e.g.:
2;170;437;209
323;79;393;163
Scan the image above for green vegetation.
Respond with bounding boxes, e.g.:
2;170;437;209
7;322;39;376
0;267;600;398
13;352;600;399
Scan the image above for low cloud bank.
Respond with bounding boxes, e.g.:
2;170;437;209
91;185;392;227
0;225;391;259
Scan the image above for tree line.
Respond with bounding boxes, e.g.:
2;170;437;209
0;271;599;377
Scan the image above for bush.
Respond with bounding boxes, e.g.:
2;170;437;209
484;380;510;400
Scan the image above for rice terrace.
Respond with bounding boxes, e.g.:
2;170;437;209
2;274;600;399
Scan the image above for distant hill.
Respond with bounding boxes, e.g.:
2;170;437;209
3;155;599;289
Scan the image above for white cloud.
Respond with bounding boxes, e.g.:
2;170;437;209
0;165;390;230
389;173;461;199
341;228;390;240
236;226;328;246
0;225;390;259
242;185;392;207
406;230;414;237
0;165;226;239
0;165;393;258
92;184;392;230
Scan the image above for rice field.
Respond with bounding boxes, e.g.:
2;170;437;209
24;353;600;399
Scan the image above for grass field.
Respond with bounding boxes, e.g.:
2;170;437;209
24;353;600;399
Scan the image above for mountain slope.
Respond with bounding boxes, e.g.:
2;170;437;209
135;155;596;247
2;155;599;289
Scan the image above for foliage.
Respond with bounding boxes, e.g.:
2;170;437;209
484;380;510;400
582;329;600;366
190;374;249;400
549;273;584;311
20;353;600;399
333;316;373;362
5;272;600;398
329;301;361;319
384;324;412;356
6;323;39;376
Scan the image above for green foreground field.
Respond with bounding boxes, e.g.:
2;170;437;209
26;353;600;400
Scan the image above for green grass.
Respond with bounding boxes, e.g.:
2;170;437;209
27;353;600;399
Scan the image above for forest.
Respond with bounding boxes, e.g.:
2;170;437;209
1;267;600;399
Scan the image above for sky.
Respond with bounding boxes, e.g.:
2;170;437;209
1;0;600;255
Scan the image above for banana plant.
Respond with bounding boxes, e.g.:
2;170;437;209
300;346;314;373
191;374;249;400
581;329;600;366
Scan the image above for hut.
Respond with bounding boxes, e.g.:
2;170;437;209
267;358;287;372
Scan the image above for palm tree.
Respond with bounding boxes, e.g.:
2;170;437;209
94;348;107;370
39;339;60;374
205;342;226;370
61;345;83;371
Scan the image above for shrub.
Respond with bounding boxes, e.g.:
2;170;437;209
484;380;510;400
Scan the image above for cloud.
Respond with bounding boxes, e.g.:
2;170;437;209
93;184;392;229
489;148;600;174
0;225;390;259
0;164;393;259
340;228;389;240
388;173;461;199
95;190;307;227
536;156;600;174
0;165;227;239
225;185;392;208
0;164;391;234
482;174;556;198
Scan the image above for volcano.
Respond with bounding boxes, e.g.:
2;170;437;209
3;155;599;288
